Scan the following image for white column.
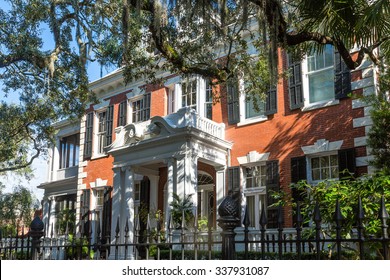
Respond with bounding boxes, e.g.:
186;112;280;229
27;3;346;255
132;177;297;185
123;167;135;260
49;197;57;236
198;77;206;117
165;158;174;227
174;83;182;111
176;148;198;218
52;138;60;181
42;197;50;236
149;175;159;212
215;166;226;220
109;167;122;254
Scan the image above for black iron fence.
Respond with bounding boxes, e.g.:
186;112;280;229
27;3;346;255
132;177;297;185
1;195;389;260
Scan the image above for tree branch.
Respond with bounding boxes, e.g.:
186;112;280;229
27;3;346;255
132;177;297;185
0;127;41;173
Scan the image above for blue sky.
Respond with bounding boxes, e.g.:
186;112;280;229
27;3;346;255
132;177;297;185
0;0;115;200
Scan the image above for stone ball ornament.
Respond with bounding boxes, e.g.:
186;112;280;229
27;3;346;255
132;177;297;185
218;193;239;218
29;216;44;238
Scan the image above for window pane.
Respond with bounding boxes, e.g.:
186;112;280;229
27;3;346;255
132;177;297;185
320;156;329;167
324;46;334;67
246;196;256;227
245;95;264;119
309;69;334;103
321;167;329;179
331;166;339;178
311;158;319;169
312;169;321;181
330;155;338;166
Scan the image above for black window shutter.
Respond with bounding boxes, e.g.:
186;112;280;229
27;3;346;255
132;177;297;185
334;51;352;99
265;86;277;115
102;188;112;246
288;55;304;109
227;166;241;218
291;156;307;184
118;101;127;127
290;156;307;226
105;105;114;146
82;189;91;235
227;82;240;124
266;160;279;228
338;148;356;179
84;112;94;159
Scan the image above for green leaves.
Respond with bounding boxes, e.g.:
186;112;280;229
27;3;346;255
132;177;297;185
289;172;390;236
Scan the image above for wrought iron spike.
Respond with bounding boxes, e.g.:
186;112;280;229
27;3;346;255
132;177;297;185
50;223;54;238
243;204;250;228
135;214;140;231
194;215;198;229
277;204;284;226
313;201;322;223
334;199;344;222
125;219;129;233
168;213;174;231
115;216;120;235
97;219;101;238
296;201;303;224
181;210;186;229
157;212;161;232
357;196;365;221
260;205;267;227
147;214;151;231
379;195;389;220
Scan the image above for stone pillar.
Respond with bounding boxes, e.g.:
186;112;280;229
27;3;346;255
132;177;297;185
217;194;240;260
29;216;44;260
109;167;122;259
215;166;226;220
165;158;175;227
123;167;135;259
42;197;50;236
49;197;57;236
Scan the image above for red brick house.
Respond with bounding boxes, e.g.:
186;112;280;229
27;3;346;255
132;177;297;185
38;45;375;258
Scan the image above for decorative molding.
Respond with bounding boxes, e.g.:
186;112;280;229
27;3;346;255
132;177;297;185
90;178;108;188
301;139;343;155
237;151;270;165
93;100;110;111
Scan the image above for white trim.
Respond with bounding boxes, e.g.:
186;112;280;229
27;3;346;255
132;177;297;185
93;100;110;111
301;99;339;112
237;151;270;165
301;139;343;155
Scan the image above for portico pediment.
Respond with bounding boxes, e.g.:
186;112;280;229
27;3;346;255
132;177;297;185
106;107;229;153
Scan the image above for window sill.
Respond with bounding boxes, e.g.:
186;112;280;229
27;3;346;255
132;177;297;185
237;116;268;127
302;99;339;112
91;153;109;160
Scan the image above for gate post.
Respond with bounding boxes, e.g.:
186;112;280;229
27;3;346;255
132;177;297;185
29;215;44;260
217;193;240;260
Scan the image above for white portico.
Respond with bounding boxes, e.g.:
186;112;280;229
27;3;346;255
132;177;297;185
106;107;232;259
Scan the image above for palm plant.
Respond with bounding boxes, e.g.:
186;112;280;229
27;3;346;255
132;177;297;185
169;193;194;229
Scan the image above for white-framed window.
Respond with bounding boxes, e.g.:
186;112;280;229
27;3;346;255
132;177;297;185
228;78;276;126
305;45;335;104
59;133;80;169
289;44;351;110
204;80;213;119
168;88;176;114
245;94;265;119
309;154;339;183
181;79;197;110
131;93;151;123
88;104;114;158
243;165;267;229
174;76;213;119
97;111;107;154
